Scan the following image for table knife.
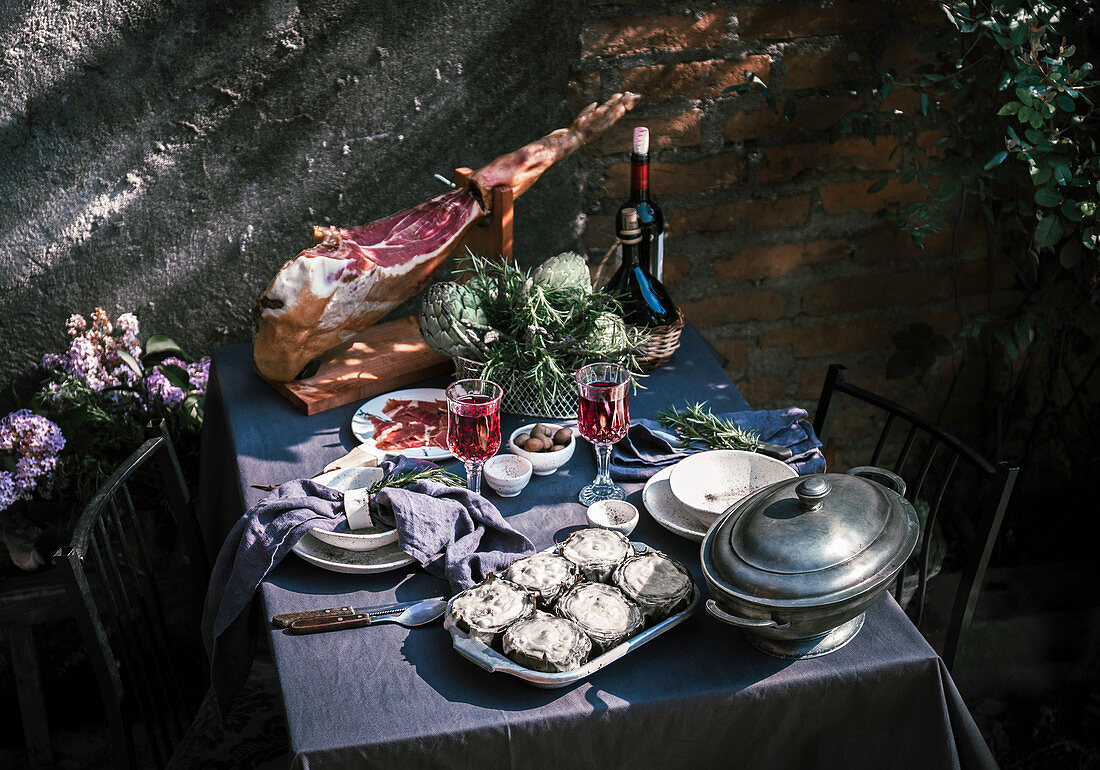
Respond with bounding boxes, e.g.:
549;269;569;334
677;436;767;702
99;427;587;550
272;597;445;630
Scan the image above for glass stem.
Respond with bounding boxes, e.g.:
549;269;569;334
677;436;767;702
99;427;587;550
593;443;614;488
465;460;482;495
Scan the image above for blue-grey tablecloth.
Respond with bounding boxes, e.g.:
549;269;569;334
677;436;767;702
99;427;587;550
199;323;997;770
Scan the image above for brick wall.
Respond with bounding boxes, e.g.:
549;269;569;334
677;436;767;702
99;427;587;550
572;1;1020;465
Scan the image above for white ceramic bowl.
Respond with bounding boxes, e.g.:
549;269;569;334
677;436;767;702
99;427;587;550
586;499;639;536
507;423;576;476
483;454;533;497
668;449;797;521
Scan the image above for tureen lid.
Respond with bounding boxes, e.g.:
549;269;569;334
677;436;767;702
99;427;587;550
701;472;919;608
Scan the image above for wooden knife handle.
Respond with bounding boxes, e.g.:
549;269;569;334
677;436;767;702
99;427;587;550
287;613;373;634
272;606;355;629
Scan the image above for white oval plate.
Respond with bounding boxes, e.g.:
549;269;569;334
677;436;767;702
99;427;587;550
668;449;796;518
351;387;452;460
642;465;716;543
308;467;396;552
292;532;415;574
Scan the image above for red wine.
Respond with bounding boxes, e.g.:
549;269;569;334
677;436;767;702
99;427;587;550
447;394;501;463
578;381;629;445
609;208;678;327
615;127;666;279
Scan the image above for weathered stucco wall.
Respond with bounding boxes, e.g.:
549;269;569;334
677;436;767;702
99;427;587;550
0;0;586;385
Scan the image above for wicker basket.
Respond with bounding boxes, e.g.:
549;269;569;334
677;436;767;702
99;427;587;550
454;357;578;419
634;310;685;371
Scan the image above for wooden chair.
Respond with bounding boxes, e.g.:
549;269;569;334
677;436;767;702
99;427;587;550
813;364;1019;673
52;427;211;769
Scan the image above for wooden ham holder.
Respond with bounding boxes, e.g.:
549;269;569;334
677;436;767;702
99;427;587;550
264;170;514;415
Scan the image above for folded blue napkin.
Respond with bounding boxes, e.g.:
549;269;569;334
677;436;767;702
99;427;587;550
610;407;826;482
201;456;533;717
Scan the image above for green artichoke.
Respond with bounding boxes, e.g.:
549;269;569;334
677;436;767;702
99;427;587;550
532;251;592;294
419;281;493;360
586;312;631;355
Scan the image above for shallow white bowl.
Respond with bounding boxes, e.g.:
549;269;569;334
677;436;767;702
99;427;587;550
483;454;533;497
507;423;576;476
586;499;639;537
668;449;797;521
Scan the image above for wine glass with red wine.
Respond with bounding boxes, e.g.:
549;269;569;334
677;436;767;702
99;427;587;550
445;379;503;495
575;362;630;506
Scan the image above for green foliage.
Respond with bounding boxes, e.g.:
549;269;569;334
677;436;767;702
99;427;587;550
447;252;648;404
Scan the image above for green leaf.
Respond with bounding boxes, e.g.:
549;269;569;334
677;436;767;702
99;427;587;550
1024;128;1045;145
1015;87;1032;104
919;92;930;116
984;150;1009;170
157;363;192;391
143;334;186;359
997;71;1012;90
1054;164;1072;185
1034;187;1063;207
997;101;1022;116
1055;94;1075;111
867;178;888;193
1017;105;1033;122
1061;200;1084;222
935;176;962;201
117;349;144;378
1059;238;1083;267
1033;215;1064;248
1029;112;1043;129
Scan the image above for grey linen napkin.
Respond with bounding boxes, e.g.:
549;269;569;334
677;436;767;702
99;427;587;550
201;459;535;717
372;481;535;592
202;478;345;718
611;407;827;481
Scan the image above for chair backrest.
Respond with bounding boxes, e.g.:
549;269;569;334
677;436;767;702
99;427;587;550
813;364;1019;672
53;425;209;770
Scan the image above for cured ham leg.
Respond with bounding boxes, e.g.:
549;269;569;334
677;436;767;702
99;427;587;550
253;93;640;382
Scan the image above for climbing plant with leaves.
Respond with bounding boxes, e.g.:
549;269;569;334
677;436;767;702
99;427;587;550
730;0;1099;470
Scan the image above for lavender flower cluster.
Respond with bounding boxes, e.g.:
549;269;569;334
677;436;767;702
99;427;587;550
0;410;65;512
38;308;210;412
40;308;143;397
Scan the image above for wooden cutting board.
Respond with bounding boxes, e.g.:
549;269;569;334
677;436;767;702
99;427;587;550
260;315;454;415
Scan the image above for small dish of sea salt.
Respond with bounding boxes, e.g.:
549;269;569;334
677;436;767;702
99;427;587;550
483;455;533;498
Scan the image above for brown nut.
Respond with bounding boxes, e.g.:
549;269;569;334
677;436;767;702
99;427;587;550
514;432;531;447
531;423;550;438
549;444;565;452
523;438;545;452
553;427;573;445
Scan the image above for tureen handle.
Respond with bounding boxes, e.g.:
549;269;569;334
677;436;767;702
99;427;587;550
845;466;907;497
705;600;790;629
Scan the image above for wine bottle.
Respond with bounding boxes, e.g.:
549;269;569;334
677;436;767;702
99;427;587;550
609;208;678;328
615;127;666;280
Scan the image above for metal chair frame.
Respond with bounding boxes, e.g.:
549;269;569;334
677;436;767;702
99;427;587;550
53;425;209;769
813;364;1019;672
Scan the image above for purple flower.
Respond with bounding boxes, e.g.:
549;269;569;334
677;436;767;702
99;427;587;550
144;367;186;409
0;410;65;512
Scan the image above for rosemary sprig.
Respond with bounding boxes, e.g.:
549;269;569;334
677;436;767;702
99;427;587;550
367;467;464;494
657;402;761;452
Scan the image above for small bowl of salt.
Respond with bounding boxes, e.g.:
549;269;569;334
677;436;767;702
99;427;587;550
585;499;639;537
483;454;533;498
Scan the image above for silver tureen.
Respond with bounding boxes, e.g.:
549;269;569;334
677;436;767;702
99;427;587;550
700;468;920;659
